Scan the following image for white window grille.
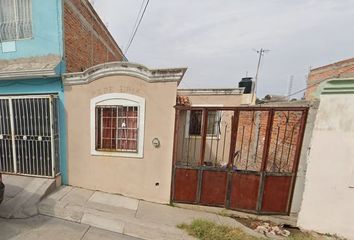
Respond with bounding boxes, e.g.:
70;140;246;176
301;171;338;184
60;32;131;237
0;95;60;177
0;0;33;42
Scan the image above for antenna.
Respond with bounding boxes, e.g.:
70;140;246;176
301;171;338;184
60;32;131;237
252;48;270;101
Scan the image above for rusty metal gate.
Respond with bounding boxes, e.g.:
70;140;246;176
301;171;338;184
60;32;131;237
171;106;308;215
0;95;60;177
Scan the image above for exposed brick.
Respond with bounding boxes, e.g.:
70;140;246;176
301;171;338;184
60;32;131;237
306;57;354;99
64;0;124;73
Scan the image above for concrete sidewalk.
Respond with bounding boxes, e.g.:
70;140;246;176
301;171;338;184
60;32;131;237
0;174;56;219
38;186;263;240
0;215;140;240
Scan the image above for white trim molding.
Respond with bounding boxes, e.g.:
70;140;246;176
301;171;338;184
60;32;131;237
177;88;244;96
0;55;61;80
90;93;145;158
64;62;187;86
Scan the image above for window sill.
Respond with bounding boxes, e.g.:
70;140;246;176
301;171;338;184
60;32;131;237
91;149;143;159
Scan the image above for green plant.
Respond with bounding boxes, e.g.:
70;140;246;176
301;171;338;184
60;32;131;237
178;219;259;240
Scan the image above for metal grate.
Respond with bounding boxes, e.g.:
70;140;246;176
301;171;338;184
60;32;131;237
96;105;139;152
0;95;59;177
0;0;32;42
0;99;14;173
172;106;309;215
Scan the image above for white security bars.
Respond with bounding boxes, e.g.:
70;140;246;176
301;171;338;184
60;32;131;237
0;0;32;42
0;95;59;177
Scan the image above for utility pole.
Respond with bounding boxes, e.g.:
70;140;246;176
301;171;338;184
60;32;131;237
287;75;294;100
252;48;270;101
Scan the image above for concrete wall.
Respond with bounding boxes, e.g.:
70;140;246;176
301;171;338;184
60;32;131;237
64;75;178;203
63;0;124;72
0;0;63;59
181;94;253;106
298;89;354;239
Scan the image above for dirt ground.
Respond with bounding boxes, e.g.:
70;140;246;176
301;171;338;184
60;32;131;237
233;217;345;240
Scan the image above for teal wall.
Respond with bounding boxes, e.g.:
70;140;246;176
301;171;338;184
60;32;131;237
0;0;64;60
0;0;68;184
0;78;68;184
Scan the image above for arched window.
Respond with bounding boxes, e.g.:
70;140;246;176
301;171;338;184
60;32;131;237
90;93;145;158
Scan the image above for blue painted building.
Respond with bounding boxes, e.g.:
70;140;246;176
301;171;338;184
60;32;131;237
0;0;123;183
0;0;67;183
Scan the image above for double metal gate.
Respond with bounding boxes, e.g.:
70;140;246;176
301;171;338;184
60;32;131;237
0;95;60;177
172;106;308;215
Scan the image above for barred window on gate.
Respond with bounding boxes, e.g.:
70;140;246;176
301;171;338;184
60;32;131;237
188;110;220;137
96;106;139;152
0;0;33;42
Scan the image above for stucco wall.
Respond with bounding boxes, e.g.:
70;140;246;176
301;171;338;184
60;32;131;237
297;94;354;239
64;75;177;203
0;0;63;59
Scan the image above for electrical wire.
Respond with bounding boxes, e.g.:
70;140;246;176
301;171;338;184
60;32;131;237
286;65;354;99
124;0;150;55
125;0;146;51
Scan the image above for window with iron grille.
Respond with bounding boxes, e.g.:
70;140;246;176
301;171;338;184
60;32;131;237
96;106;139;152
188;110;221;137
0;0;33;42
91;93;145;158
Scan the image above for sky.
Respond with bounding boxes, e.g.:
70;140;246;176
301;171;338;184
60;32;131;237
93;0;354;99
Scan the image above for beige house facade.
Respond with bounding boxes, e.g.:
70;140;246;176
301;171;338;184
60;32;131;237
177;88;254;106
64;62;186;203
63;62;254;204
175;88;254;167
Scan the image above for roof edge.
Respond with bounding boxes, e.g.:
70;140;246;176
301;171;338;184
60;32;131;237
310;57;354;74
177;88;245;95
63;61;187;86
0;69;59;80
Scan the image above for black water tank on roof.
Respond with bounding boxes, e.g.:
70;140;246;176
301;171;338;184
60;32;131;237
239;77;254;94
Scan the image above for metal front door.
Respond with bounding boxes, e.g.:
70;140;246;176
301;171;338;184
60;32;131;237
0;99;14;173
0;95;60;177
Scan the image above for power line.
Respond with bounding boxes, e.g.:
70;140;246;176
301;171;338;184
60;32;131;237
286;65;354;99
124;0;150;55
125;0;146;51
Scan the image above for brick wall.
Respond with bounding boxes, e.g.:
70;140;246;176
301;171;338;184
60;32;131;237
235;110;303;173
64;0;124;73
306;57;354;99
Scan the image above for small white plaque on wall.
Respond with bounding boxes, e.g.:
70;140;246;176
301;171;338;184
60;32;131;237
1;41;16;53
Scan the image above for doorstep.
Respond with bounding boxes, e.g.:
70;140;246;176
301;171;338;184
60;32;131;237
39;186;265;240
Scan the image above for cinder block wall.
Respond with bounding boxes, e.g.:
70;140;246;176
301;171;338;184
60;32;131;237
64;0;124;72
306;58;354;99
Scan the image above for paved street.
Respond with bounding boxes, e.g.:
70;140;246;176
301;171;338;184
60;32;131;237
0;215;141;240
